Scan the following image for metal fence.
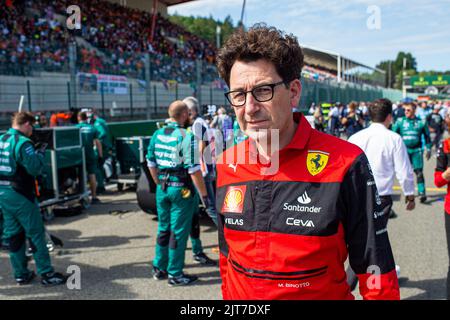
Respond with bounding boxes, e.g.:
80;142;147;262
0;76;413;119
0;76;228;120
1;42;415;126
299;77;415;107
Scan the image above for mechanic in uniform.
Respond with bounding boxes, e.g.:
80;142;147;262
0;210;3;250
215;25;400;299
87;109;112;194
33;113;48;128
392;102;432;203
49;111;72;127
76;111;103;204
0;112;67;285
233;116;247;145
146;100;210;286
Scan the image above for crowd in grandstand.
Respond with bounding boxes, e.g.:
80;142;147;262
303;65;337;81
2;0;349;86
0;0;70;76
0;0;219;82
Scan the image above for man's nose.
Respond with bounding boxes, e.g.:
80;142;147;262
244;92;260;116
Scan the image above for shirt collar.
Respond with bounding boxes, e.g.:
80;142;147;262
284;112;312;150
247;112;312;156
167;121;182;128
369;122;388;130
8;128;26;137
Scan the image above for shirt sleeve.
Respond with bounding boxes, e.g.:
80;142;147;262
146;133;157;168
421;121;432;150
216;168;230;299
182;131;201;174
391;119;400;134
192;121;208;142
17;141;45;177
393;136;415;196
340;153;400;300
434;141;448;188
94;123;107;141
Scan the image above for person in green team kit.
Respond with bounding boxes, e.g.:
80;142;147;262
76;112;103;204
233;117;247;145
147;100;210;286
392;102;432;203
0;112;67;285
0;210;4;250
86;109;112;194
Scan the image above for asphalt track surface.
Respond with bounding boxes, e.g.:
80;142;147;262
0;148;448;300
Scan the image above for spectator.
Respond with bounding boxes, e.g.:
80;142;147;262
313;104;325;132
211;107;233;151
393;103;405;123
341;101;364;138
327;103;340;136
427;104;445;152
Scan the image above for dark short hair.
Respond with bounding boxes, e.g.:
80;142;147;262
348;101;358;111
78;112;88;121
216;23;304;86
12;112;35;126
369;99;393;123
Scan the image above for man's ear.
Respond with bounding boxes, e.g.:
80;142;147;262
290;79;302;107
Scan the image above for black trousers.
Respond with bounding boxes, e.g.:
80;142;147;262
346;195;393;291
432;130;443;149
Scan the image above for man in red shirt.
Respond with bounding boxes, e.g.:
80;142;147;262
434;127;450;300
214;24;400;300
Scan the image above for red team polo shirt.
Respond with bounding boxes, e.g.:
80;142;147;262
216;113;400;300
435;138;450;214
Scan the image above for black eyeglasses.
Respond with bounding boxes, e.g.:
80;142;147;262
224;81;286;107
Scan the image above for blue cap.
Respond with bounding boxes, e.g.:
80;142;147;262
401;97;414;103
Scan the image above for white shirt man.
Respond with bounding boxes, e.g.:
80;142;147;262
349;122;415;198
347;98;414;289
348;100;415;215
183;96;218;227
329;105;340;118
359;103;369;117
191;115;211;147
439;103;448;120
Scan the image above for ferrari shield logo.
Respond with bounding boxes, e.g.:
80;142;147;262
307;150;329;176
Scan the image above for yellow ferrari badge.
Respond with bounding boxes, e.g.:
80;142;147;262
306;150;329;176
181;188;191;198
